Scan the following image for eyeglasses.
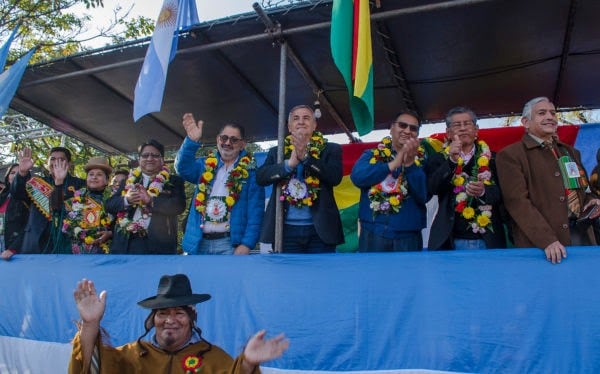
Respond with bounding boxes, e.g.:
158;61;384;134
218;135;242;144
449;120;475;129
392;121;420;133
140;152;162;159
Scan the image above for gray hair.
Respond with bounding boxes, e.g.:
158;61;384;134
445;107;477;127
522;97;551;120
288;105;315;123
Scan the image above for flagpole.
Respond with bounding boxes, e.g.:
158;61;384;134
274;41;287;254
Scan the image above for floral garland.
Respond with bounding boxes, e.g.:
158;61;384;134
194;150;255;221
280;131;326;207
182;354;203;373
445;139;494;233
62;188;113;254
367;136;425;215
115;165;171;236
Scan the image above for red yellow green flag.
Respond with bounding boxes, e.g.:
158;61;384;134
331;0;375;136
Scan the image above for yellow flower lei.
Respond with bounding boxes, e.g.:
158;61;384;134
62;188;113;254
444;139;494;234
121;166;171;202
368;136;425;215
194;150;254;220
281;131;326;207
116;165;171;235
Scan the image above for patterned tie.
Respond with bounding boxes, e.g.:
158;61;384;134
546;141;581;218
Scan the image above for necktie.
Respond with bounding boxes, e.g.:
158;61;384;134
546;141;581;217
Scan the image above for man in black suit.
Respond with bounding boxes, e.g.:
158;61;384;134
426;107;506;250
106;140;186;254
11;147;85;255
257;105;344;253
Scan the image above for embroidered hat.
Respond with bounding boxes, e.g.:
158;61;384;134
84;156;113;176
137;274;211;309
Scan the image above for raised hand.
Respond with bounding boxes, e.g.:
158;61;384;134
243;330;289;367
182;113;203;142
74;279;107;325
448;135;461;162
52;157;69;185
18;148;34;176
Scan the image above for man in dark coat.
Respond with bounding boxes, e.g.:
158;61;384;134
257;105;344;253
106;140;186;254
10;147;85;255
427;107;506;250
0;164;29;259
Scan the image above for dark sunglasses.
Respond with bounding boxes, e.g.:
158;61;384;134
140;152;162;159
392;121;420;133
218;135;242;144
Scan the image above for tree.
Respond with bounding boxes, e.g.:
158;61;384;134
0;1;155;167
0;0;153;62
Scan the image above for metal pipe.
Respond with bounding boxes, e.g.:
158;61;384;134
273;42;287;254
21;0;495;88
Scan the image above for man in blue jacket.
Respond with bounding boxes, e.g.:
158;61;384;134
351;110;428;251
175;113;264;255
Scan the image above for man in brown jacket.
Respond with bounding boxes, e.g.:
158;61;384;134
69;274;288;373
496;97;600;264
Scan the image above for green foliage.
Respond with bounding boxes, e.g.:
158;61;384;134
112;15;155;44
0;0;154;62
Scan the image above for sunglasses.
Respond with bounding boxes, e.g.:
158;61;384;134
140;152;162;159
218;135;242;144
392;121;420;133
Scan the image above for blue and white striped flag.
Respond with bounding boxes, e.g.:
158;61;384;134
0;48;36;117
0;25;19;71
133;0;199;122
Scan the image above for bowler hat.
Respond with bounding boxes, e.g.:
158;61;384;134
84;156;113;176
137;274;211;309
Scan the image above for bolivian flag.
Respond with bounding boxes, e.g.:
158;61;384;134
334;138;444;253
331;0;374;136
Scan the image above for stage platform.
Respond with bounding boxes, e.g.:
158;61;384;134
1;248;599;373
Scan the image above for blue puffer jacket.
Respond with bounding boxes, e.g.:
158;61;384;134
350;149;429;237
175;137;265;253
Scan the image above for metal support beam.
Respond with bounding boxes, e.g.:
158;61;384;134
373;20;419;115
274;41;287;254
21;0;495;88
553;0;579;106
285;44;357;141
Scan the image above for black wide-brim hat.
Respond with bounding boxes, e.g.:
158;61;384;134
137;274;211;309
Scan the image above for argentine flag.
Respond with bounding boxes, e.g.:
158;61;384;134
133;0;198;121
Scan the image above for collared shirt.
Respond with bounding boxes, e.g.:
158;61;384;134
203;160;236;234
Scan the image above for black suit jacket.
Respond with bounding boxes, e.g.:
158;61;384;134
426;150;507;250
11;172;85;254
106;174;186;254
257;142;344;246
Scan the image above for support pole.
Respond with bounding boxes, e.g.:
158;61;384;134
274;42;287;253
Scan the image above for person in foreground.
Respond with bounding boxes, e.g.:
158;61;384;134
496;97;600;264
69;274;289;373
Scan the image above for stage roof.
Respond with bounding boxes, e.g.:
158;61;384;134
11;0;600;154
